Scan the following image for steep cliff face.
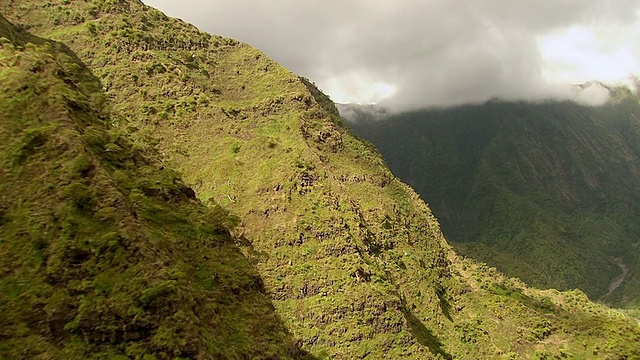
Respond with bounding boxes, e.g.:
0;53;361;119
347;98;640;307
0;15;309;359
2;1;640;358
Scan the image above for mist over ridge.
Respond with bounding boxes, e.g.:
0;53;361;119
144;0;640;112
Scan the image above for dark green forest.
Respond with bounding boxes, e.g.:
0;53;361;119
347;96;640;308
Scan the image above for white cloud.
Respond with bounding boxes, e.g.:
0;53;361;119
540;24;640;85
323;72;397;105
143;0;640;111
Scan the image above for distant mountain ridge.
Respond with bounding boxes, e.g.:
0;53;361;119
2;0;640;358
345;91;640;307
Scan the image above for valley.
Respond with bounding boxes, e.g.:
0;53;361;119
345;98;640;308
603;257;629;301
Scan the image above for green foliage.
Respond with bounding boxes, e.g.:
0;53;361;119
0;17;309;359
69;153;93;178
62;182;94;209
349;99;640;306
10;127;48;164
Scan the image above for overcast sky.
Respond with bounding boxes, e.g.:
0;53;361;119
143;0;640;111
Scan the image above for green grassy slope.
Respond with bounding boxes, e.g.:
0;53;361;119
347;99;640;307
0;15;310;359
2;1;640;358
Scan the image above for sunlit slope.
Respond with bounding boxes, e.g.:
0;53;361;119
0;15;309;359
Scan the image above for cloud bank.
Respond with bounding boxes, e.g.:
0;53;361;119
143;0;640;111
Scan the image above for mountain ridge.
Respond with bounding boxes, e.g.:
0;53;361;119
0;14;312;358
345;94;640;307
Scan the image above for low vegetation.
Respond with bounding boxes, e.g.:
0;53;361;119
0;16;309;358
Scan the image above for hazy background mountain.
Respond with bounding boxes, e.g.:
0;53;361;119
345;88;640;308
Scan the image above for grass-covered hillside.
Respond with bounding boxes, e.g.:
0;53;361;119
347;98;640;307
2;1;640;358
0;15;310;359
